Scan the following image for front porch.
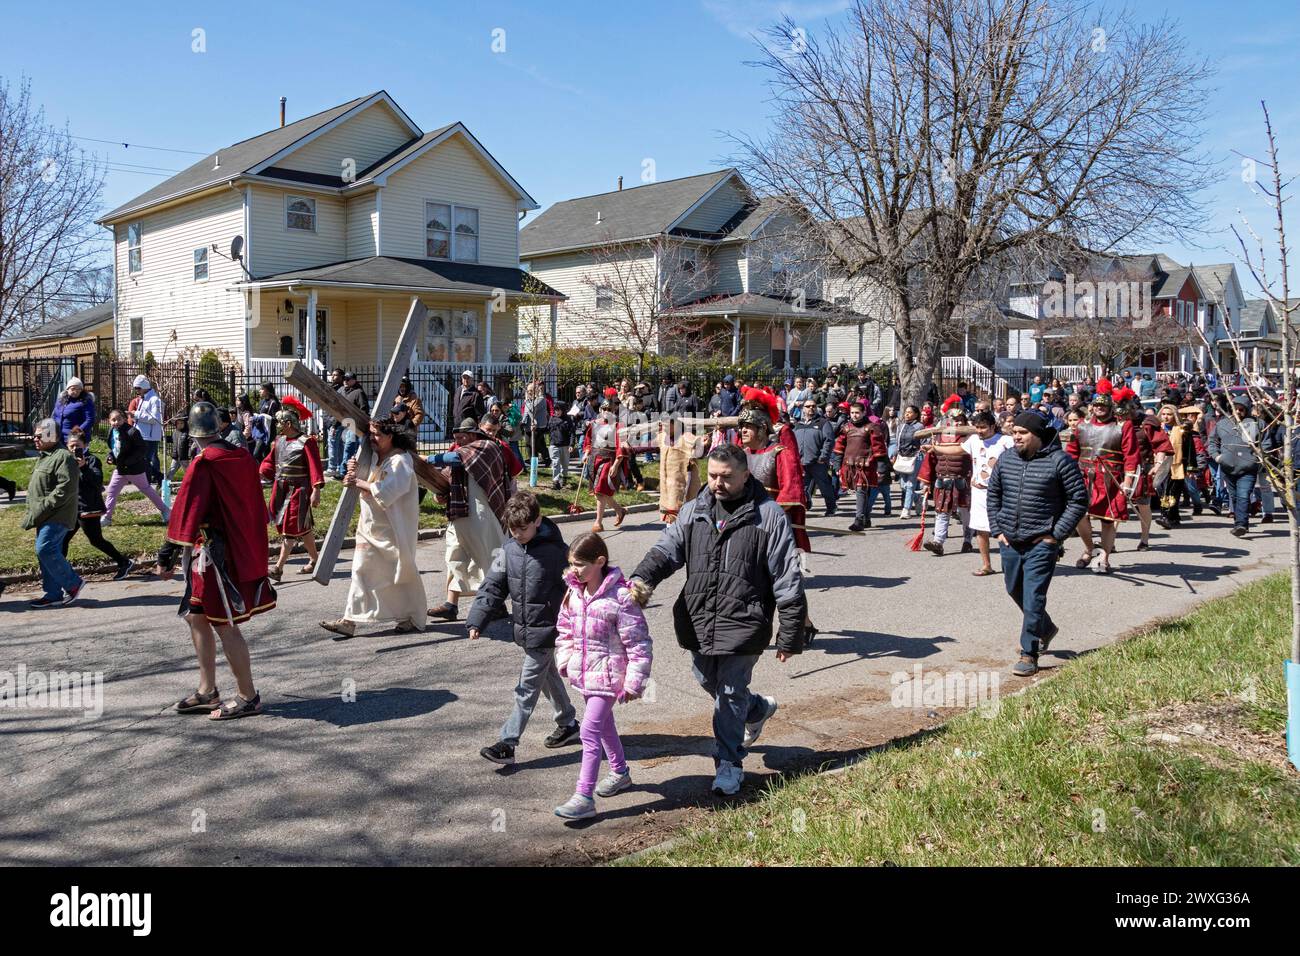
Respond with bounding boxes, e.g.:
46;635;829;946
668;292;851;371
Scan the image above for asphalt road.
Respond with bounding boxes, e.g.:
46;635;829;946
1;500;1290;865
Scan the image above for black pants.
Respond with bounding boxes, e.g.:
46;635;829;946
525;430;548;464
627;452;644;487
804;461;837;514
0;474;15;498
62;515;128;568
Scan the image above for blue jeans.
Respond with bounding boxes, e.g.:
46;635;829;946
1183;476;1203;510
690;652;767;767
328;425;345;473
900;471;921;513
143;439;162;484
1224;470;1258;529
36;523;81;601
804;461;836;513
999;538;1059;657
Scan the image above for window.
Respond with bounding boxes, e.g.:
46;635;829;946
130;317;144;360
771;251;788;275
193;247;209;281
681;253;697;276
595;285;613;310
423;308;479;362
425;202;479;261
128;222;142;273
453;207;479;262
286;195;316;231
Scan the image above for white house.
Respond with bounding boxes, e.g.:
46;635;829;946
97;91;560;382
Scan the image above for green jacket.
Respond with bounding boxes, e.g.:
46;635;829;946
23;447;80;531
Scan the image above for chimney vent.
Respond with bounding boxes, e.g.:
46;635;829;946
617;176;623;191
279;96;287;127
213;152;220;171
596;210;603;225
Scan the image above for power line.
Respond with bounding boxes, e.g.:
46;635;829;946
72;134;206;156
105;160;181;173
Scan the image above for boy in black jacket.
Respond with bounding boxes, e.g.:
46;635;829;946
467;491;580;765
63;428;135;579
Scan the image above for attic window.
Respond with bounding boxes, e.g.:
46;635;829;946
596;285;613;310
286;196;316;231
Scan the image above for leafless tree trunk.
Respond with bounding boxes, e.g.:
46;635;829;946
0;76;107;336
731;0;1214;408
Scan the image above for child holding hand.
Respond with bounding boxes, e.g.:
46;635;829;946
553;532;652;820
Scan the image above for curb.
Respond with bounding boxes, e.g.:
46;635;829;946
0;500;661;586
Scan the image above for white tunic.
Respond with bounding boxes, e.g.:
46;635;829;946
963;433;1015;533
344;451;425;627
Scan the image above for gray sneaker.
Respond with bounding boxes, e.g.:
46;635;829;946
554;793;596;820
743;696;778;747
595;770;632;798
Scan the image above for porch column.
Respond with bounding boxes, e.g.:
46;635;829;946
858;321;864;368
549;301;559;351
306;288;318;371
484;296;494;363
376;300;384;366
783;318;792;370
731;315;740;363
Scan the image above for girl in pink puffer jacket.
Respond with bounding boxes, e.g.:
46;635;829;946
553;532;652;820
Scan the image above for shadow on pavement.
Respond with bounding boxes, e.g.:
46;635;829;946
265;687;457;727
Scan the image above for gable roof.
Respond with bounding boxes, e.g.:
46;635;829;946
1238;298;1276;336
1151;266;1202;300
520;170;735;257
99;92;393;223
0;302;113;345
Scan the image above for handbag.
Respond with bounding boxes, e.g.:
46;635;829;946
892;454;917;475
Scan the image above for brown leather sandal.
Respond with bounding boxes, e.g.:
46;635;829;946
176;688;221;714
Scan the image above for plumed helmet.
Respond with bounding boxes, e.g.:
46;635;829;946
1091;392;1114;410
187;401;221;438
275;409;301;432
737;386;778;434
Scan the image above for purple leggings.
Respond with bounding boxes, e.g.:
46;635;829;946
576;694;627;798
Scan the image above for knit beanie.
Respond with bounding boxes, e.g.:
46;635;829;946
1014;411;1053;444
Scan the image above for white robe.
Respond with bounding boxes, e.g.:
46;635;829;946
964;433;1015;533
344;451;425;627
445;478;504;595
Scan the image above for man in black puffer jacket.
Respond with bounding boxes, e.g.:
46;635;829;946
467;491;579;765
630;443;807;797
987;412;1088;677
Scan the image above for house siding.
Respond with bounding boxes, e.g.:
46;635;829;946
526;246;658;351
250;184;347;276
114;189;246;362
676;178;746;232
345;191;379;258
274;101;414;179
378;135;520;269
709;243;747;296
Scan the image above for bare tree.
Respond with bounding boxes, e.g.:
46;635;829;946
568;236;722;378
0;76;107;336
1184;103;1299;664
732;0;1215;407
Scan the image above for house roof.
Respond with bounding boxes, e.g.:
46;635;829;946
0;302;113;344
1239;298;1276;336
99;93;539;223
237;256;562;299
520;170;735;257
1151;267;1199;299
99;92;385;222
666;291;849;321
1191;263;1236;302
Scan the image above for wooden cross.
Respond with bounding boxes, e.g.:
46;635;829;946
281;297;447;586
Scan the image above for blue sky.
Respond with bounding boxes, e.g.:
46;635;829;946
4;0;1295;295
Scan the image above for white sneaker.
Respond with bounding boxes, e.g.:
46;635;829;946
595;770;632;798
712;761;744;796
554;793;596;819
743;696;778;747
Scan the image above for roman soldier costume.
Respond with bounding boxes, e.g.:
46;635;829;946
167;402;276;625
589;395;630;498
916;396;975;514
259;410;324;537
736;386;810;552
838;414;890;491
1065;393;1140;522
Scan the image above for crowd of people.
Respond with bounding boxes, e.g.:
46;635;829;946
6;360;1294;818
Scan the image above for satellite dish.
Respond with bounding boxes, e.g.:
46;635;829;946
230;235;245;261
